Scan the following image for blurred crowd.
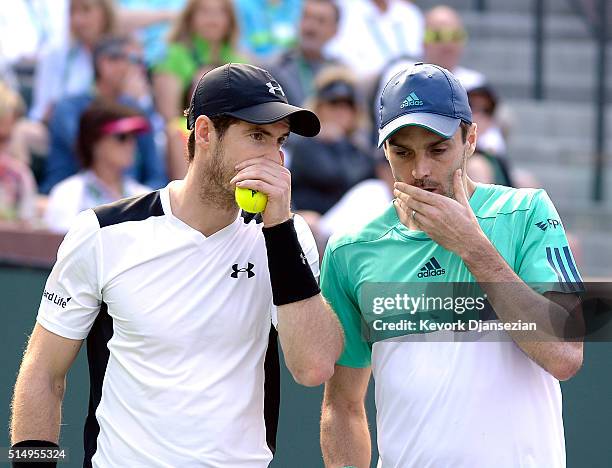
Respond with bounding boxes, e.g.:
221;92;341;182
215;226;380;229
1;0;526;249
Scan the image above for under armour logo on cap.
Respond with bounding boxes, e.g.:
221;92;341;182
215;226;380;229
266;81;285;97
185;63;319;136
231;263;255;278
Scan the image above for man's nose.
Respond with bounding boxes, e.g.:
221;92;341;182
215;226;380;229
412;153;432;180
263;148;283;165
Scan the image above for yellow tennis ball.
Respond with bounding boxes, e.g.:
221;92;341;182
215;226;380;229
235;187;268;213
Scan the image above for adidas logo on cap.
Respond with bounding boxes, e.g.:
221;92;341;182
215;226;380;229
400;92;423;108
417;256;446;278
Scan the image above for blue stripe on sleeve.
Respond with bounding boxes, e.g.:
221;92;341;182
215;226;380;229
546;247;568;292
562;246;585;291
554;247;577;292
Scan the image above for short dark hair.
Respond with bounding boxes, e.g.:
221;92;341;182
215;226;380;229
186;115;241;162
460;121;471;143
77;99;143;168
92;35;130;80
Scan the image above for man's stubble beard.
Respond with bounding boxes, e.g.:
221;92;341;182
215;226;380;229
391;147;468;199
198;141;237;211
443;153;465;199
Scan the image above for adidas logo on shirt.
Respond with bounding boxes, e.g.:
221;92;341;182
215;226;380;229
417;257;446;278
400;92;423;108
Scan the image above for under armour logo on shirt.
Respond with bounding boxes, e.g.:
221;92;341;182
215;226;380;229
300;253;307;265
231;263;255;278
266;81;285;97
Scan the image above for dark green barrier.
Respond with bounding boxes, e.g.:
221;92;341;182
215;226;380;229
2;267;610;467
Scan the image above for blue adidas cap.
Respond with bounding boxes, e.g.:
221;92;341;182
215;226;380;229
378;62;472;148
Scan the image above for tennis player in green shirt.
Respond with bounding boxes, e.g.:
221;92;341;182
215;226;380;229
320;63;584;468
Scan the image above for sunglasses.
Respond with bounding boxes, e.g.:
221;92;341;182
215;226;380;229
107;51;145;66
111;132;136;143
424;28;468;44
326;98;356;108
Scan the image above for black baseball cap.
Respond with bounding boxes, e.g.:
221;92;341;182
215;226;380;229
186;63;321;137
317;80;356;102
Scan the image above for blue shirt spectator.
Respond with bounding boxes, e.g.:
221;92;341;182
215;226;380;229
234;0;303;59
117;0;187;66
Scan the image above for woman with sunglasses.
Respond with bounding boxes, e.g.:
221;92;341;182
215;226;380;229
44;99;151;233
422;5;486;91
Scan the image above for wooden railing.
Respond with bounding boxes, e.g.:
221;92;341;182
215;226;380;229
0;223;64;269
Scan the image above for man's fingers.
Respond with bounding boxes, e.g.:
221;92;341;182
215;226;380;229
393;189;432;217
453;169;470;207
235;179;283;198
394;182;440;206
235;157;287;172
230;166;286;186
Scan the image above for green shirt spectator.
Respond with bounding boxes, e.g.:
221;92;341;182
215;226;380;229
153;0;244;123
154;35;243;92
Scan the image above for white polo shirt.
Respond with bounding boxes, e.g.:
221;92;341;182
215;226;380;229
36;183;319;467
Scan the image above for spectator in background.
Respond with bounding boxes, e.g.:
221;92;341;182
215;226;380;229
290;67;375;217
234;0;303;59
423;5;486;89
325;0;424;78
0;82;37;222
467;83;507;156
45;99;150;233
374;6;491;143
165;76;199;180
317;153;393;244
43;35;166;194
30;0;117;122
377;5;487;106
266;0;340;106
467;150;513;186
117;0;186;66
0;54;19;93
153;0;244;123
463;83;515;187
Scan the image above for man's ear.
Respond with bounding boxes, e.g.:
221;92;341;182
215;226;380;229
467;122;478;156
382;141;390;161
194;115;213;147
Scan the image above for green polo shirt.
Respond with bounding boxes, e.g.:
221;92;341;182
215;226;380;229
154;36;244;91
321;183;582;368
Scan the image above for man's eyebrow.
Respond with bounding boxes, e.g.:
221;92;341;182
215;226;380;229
427;136;450;147
388;138;409;149
245;125;290;140
388;136;450;149
245;125;272;137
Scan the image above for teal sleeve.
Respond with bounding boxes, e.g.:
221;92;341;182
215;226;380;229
320;245;371;368
516;190;583;293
